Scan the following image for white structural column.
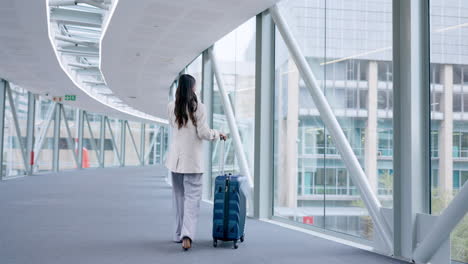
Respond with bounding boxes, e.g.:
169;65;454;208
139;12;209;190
0;81;6;180
253;11;275;219
26;92;35;175
392;0;430;260
120;120;126;167
270;4;393;253
210;49;254;188
201;49;214;200
53;104;61;172
365;61;378;193
77;110;84;169
438;64;453;201
278;60;299;208
140;123;145;165
99;116;106;167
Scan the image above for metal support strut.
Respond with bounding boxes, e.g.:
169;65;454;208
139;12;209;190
269;4;393;253
209;49;254;189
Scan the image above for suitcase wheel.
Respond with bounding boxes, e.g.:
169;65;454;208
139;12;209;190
240;235;244;243
213;239;218;248
233;240;238;249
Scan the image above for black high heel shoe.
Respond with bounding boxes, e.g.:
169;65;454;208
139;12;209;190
182;236;192;251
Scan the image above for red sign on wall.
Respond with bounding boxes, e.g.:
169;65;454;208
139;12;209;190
303;216;314;225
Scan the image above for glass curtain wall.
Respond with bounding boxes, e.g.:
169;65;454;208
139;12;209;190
144;123;159;165
82;112;102;168
125;121;142;166
59;104;78;170
0;80;168;180
210;18;256;199
273;0;393;241
3;84;28;177
104;118;122;167
186;54;203;97
34;96;55;173
429;0;468;262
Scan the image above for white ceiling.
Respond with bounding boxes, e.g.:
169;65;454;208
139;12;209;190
0;0;160;123
0;0;278;123
101;0;278;119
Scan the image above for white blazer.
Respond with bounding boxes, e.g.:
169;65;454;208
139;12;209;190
164;101;219;173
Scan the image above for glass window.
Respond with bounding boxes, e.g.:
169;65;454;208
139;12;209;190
453;93;462;112
430;0;468;261
186;55;203;97
453;65;462;84
124;121;141;166
4;84;28;177
59;105;77;171
273;0;393;240
104;118;122;167
33;96;55;173
144;124;158;165
82;112;102;168
210;18;256;201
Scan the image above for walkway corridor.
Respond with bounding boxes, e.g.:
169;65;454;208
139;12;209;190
0;167;406;264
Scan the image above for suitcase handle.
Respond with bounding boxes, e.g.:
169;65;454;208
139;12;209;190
219;139;225;176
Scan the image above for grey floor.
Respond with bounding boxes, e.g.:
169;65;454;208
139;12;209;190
0;166;407;264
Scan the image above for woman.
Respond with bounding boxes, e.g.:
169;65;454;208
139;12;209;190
165;74;227;251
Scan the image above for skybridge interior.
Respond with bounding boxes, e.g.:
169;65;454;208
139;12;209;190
0;0;466;264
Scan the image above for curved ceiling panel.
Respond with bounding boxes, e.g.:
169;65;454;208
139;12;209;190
101;0;279;118
47;0;166;123
0;0;162;124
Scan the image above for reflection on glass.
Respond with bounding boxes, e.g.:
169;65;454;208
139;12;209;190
34;96;55;173
273;0;393;241
82;113;102;168
59;105;77;170
430;0;468;262
104;118;122;167
4;84;28;177
210;18;256;200
186;54;203;98
125;121;142;166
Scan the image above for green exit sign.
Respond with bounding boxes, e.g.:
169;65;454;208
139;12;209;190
64;95;76;101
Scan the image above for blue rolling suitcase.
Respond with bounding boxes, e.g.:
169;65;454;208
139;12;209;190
212;141;246;249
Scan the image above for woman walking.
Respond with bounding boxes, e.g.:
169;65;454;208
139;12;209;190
165;74;227;250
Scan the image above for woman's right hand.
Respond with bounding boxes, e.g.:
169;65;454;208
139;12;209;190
219;133;227;141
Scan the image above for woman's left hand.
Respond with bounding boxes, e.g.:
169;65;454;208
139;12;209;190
219;133;227;141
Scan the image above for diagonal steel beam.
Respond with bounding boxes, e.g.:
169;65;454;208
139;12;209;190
210;49;254;188
33;103;57;166
49;0;109;10
50;8;102;28
413;181;468;263
60;105;80;168
83;112;103;167
144;126;159;163
269;4;393;253
55;35;98;47
125;121;142;163
105;117;122;166
6;83;29;172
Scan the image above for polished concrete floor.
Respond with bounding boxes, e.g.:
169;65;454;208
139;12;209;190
0;166;407;264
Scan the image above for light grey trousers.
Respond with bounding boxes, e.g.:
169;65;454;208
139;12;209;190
171;172;203;242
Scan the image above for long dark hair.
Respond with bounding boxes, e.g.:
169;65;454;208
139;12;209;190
174;74;198;129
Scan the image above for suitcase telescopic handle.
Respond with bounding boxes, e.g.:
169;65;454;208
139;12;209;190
219;138;225;176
